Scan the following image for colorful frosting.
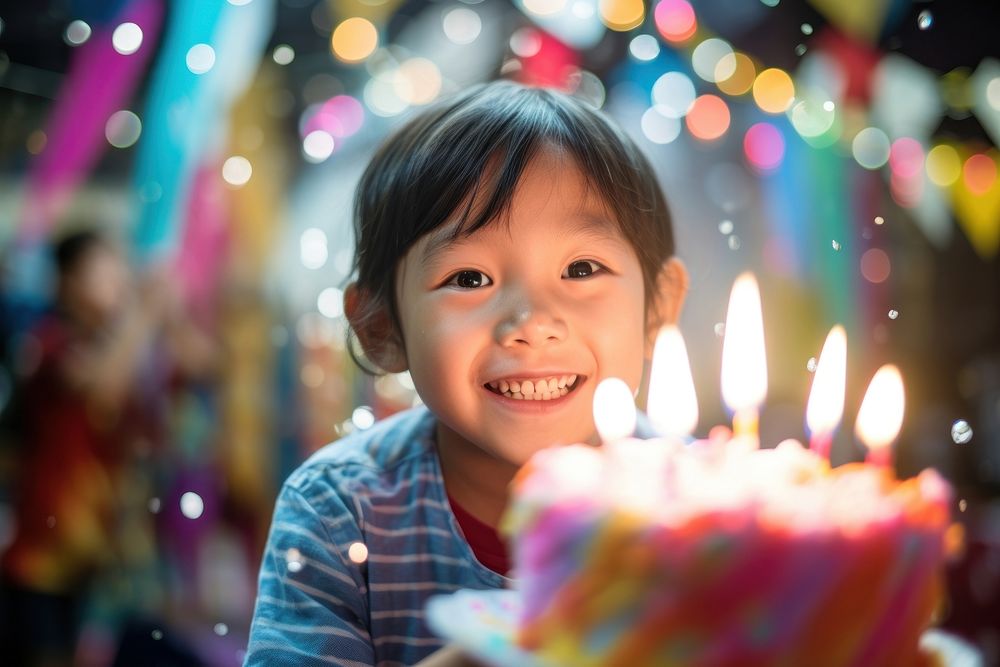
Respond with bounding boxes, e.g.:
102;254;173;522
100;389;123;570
502;436;960;667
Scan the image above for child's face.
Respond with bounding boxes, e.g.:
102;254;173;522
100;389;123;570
394;150;653;466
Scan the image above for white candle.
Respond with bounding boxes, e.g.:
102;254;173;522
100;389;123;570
647;325;699;438
593;377;637;444
720;272;767;445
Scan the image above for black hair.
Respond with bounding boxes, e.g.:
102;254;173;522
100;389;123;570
350;80;676;372
52;228;107;277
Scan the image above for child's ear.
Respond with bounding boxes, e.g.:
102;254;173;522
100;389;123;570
645;257;689;355
344;283;408;373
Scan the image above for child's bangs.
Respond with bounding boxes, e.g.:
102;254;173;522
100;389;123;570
439;92;645;246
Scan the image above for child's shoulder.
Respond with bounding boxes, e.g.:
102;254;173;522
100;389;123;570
284;405;437;494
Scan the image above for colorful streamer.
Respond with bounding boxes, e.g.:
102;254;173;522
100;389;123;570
130;0;275;261
16;0;164;245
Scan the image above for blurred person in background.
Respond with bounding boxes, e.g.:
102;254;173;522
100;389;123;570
0;228;217;667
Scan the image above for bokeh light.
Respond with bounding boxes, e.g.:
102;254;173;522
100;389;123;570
112;22;143;55
64;20;91;46
860;248;891;283
651;71;696;118
889;138;924;179
304;95;365;139
629;34;660;61
395;58;442;105
180;492;204;520
522;0;567;17
222;155;252;186
641;106;681;144
331;17;378;63
317;287;344;319
272;44;295;65
442;7;482;45
654;0;696;43
105;110;142;148
715;52;756;95
685;94;730;141
788;95;838;147
743;122;785;171
852;127;891;170
987;77;1000;111
926;144;962;186
364;70;409;117
600;0;645;31
285;548;304;573
300;228;328;269
568;70;607;108
692;38;734;83
951;420;973;444
352;406;376;430
302;130;335;163
510;28;543;58
963;153;997;195
752;68;794;113
186;43;216;74
348;542;369;564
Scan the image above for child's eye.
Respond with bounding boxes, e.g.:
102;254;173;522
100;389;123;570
446;270;492;289
563;260;603;279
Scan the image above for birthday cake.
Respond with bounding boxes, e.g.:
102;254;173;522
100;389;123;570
501;433;961;667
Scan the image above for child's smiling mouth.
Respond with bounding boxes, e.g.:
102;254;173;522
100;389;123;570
484;374;582;401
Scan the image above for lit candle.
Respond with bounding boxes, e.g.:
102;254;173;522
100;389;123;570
721;272;767;446
805;325;847;460
646;325;699;439
593;377;637;444
855;364;905;467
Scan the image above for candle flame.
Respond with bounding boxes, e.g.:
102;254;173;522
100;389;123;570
721;272;768;413
593;378;637;443
855;364;905;453
805;325;847;438
647;325;698;437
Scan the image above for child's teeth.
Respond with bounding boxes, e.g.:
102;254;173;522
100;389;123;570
492;375;581;400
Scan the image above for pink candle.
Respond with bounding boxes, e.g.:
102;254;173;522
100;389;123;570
805;325;846;460
855;365;905;467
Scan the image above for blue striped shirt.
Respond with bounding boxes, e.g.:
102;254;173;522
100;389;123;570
245;406;510;666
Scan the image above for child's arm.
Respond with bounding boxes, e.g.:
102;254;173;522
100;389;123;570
245;480;374;665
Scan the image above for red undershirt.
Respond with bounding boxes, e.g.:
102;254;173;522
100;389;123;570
447;493;510;576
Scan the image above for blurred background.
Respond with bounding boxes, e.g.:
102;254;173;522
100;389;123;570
0;0;997;665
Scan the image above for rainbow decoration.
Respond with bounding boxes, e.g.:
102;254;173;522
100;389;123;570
16;0;164;245
130;0;274;261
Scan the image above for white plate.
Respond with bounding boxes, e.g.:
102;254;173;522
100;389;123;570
425;589;552;667
425;588;983;667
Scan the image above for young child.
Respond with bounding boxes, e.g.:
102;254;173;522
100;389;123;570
245;80;688;666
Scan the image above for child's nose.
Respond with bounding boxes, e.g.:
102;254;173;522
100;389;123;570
494;296;568;348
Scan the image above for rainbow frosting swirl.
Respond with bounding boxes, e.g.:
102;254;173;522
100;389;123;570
502;436;960;667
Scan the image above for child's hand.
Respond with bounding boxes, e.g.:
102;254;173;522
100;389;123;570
413;644;485;667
